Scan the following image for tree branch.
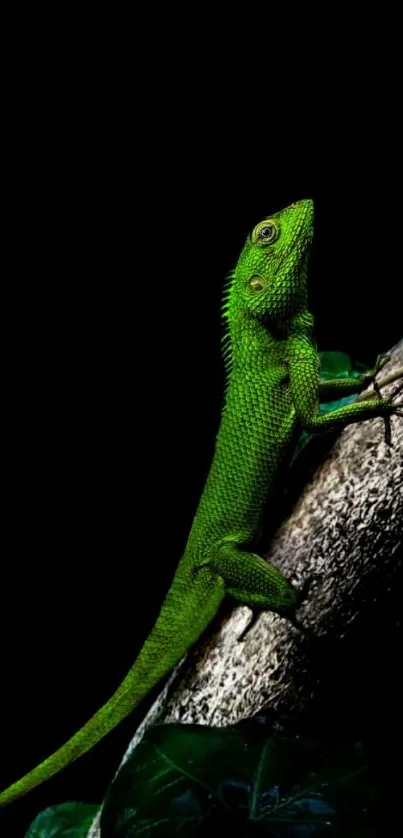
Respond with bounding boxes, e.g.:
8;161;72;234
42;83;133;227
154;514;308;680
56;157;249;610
87;340;403;838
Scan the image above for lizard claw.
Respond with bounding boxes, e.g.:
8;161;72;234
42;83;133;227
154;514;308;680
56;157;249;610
296;573;319;607
378;390;403;445
237;609;261;642
279;574;320;638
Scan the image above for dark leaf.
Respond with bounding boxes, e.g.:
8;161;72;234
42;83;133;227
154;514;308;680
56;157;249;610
318;351;363;380
25;801;99;837
100;724;382;837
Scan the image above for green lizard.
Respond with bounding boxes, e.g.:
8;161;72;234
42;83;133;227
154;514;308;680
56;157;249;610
1;198;402;809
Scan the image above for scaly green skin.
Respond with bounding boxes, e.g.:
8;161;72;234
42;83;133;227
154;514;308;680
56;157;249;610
1;199;401;809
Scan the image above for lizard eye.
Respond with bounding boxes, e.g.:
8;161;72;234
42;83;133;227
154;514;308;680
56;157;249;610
251;219;279;246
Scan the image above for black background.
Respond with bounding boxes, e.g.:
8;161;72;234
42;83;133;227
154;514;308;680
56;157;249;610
2;100;403;835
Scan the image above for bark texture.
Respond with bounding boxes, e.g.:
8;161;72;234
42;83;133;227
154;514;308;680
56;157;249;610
88;340;403;838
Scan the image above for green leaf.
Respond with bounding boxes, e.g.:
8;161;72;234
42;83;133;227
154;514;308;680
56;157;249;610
25;802;99;838
318;351;366;381
99;724;382;837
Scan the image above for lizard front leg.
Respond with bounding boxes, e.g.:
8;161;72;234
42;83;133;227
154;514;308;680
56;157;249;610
288;328;402;441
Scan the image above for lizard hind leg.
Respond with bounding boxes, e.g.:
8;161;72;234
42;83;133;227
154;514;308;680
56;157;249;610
213;542;300;617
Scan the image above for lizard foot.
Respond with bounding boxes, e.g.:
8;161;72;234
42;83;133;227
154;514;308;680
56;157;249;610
237;575;320;642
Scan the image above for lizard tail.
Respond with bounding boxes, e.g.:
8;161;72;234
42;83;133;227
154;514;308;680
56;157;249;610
0;678;146;808
0;594;197;808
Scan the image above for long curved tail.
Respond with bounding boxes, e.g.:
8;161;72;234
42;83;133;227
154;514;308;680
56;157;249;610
0;673;142;808
0;579;205;808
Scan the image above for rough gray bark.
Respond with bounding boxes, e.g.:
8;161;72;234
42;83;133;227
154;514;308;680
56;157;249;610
88;340;403;838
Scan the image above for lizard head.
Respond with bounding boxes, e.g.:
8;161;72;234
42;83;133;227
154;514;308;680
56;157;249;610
233;198;314;327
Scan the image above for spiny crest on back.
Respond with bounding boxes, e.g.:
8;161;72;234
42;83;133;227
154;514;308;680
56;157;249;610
221;269;237;389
